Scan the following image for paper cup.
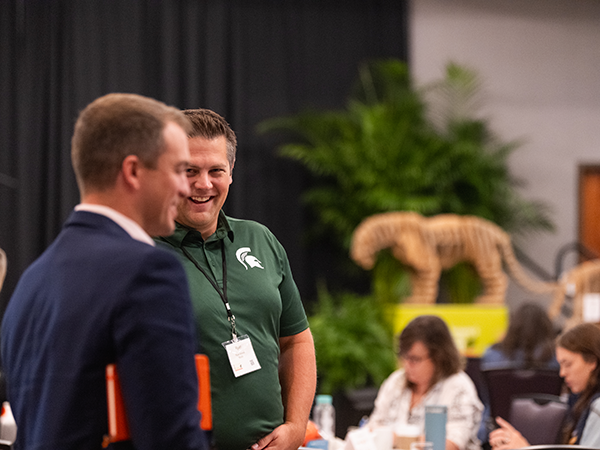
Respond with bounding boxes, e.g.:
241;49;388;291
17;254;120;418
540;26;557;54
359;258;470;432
393;424;421;450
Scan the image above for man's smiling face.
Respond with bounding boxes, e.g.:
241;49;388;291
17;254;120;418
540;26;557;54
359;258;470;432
175;135;232;239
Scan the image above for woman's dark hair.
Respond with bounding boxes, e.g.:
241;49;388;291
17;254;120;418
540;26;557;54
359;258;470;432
495;302;555;368
557;323;600;443
399;315;463;390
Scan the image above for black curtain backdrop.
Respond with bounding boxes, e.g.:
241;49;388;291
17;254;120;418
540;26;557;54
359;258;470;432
0;0;408;314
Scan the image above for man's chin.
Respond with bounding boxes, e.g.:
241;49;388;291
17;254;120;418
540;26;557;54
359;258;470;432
176;211;211;229
152;222;175;238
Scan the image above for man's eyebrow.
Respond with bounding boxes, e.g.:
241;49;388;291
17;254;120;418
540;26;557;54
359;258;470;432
185;162;229;170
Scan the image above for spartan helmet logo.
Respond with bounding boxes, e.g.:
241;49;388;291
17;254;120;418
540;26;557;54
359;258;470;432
235;247;264;270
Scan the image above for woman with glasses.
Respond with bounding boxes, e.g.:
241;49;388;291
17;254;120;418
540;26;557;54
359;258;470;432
367;315;483;450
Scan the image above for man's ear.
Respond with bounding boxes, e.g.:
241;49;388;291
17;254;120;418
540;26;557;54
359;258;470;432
121;155;142;190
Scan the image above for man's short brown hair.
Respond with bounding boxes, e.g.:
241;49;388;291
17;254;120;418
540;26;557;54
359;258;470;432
182;109;237;168
71;93;191;194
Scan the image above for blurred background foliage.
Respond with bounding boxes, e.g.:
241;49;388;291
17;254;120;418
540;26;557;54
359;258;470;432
259;59;555;393
259;59;553;250
307;287;397;394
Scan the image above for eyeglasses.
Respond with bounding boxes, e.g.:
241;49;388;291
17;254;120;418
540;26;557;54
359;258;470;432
400;354;430;365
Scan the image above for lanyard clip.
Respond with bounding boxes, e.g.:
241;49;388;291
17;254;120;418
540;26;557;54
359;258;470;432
228;313;238;341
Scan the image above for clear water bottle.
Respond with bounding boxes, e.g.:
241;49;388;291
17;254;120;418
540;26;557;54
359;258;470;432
312;394;336;441
0;401;17;443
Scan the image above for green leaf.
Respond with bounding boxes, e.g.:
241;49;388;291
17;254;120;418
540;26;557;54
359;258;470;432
308;286;398;393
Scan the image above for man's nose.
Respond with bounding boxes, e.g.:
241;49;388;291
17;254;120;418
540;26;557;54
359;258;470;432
192;172;212;189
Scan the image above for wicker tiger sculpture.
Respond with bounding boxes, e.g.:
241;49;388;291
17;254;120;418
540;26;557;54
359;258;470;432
350;212;557;304
548;259;600;330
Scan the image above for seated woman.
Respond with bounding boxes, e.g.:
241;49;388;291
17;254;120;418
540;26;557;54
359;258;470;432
490;322;600;449
367;315;483;450
478;302;559;443
481;302;559;371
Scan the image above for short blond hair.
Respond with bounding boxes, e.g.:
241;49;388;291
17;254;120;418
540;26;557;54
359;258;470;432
71;93;191;194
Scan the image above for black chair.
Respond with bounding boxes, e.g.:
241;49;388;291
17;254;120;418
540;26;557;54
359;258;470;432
332;387;378;439
465;357;487;403
481;366;563;421
509;394;568;445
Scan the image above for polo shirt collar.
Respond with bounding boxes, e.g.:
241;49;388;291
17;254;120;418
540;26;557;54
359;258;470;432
161;210;234;248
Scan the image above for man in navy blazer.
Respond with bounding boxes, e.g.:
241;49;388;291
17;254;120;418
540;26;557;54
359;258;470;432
1;93;209;450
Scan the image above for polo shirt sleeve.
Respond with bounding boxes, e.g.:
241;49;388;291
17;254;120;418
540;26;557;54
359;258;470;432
271;235;309;337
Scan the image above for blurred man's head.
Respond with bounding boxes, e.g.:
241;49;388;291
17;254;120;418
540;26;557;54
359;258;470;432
71;93;192;235
71;93;191;195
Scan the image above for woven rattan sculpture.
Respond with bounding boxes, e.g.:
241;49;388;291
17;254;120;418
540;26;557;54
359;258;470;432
548;259;600;329
350;212;557;304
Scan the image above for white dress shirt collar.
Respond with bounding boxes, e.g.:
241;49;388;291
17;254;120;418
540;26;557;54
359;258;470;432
74;203;155;246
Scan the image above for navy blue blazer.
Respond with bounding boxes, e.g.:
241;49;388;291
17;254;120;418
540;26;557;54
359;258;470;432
1;211;209;450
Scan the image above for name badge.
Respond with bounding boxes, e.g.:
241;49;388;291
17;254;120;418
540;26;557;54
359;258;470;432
222;334;261;377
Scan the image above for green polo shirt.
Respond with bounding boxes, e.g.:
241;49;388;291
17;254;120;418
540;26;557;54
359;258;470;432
158;212;309;450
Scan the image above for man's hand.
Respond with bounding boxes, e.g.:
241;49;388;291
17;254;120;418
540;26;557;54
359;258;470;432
251;421;305;450
251;328;316;450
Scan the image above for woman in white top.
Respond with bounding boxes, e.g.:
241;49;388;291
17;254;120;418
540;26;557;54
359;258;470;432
368;315;483;450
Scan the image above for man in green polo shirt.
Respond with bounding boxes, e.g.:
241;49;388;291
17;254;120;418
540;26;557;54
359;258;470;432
158;109;317;450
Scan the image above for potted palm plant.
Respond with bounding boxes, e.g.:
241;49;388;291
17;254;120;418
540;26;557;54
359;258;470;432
258;60;555;434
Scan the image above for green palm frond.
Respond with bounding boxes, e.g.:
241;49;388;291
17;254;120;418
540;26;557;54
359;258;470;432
258;59;554;247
